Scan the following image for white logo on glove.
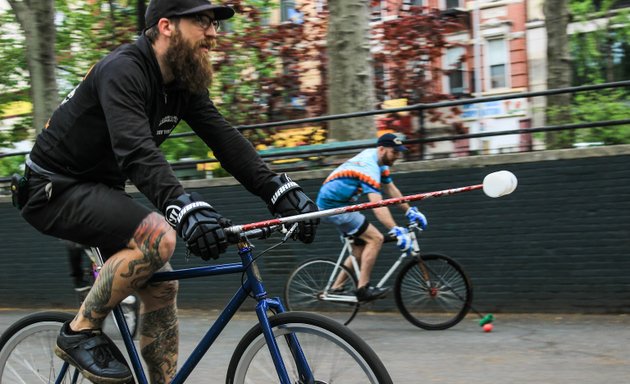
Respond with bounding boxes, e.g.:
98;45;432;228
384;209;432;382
165;205;181;227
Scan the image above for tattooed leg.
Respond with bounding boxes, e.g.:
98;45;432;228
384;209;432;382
138;263;179;384
70;212;176;332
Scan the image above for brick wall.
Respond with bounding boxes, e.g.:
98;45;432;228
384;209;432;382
1;146;629;313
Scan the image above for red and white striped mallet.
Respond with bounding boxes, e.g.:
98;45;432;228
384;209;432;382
226;170;518;234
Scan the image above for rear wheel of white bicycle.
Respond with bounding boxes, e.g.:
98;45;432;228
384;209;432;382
226;312;392;384
394;253;473;330
284;258;359;325
0;311;90;383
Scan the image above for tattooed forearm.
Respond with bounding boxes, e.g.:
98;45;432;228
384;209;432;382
81;258;124;326
141;305;179;383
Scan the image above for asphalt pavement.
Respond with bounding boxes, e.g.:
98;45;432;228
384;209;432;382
1;308;628;383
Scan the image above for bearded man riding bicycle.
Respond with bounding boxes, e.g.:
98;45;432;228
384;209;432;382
316;133;428;302
16;0;318;382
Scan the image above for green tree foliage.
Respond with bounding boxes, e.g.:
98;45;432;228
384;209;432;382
0;12;26;104
1;0;472;178
0;10;29;151
211;1;327;145
55;0;139;95
547;0;630;148
0;0;139;175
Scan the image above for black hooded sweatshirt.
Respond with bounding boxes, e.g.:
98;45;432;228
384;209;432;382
30;35;274;213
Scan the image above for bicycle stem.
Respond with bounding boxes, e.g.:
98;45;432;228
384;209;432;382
226;184;483;234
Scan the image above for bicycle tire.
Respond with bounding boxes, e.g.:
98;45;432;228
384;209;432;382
0;311;89;383
225;311;393;384
394;253;473;330
284;258;359;325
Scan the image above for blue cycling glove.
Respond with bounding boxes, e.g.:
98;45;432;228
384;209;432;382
388;226;411;251
405;207;428;230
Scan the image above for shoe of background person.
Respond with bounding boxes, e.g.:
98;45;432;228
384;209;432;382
355;284;390;302
328;286;346;294
74;279;92;293
55;321;133;384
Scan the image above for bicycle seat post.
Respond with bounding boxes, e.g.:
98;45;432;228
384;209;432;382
86;247;105;271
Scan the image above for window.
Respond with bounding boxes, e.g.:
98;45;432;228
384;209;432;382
487;39;508;89
444;0;462;9
371;1;383;22
612;41;630;81
571;31;630;84
401;0;426;14
402;0;425;7
374;62;387;103
281;0;302;23
445;46;466;95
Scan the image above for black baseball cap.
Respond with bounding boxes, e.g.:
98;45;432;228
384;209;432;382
145;0;235;29
377;133;407;152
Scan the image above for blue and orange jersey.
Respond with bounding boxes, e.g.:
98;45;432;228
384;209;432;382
316;148;392;209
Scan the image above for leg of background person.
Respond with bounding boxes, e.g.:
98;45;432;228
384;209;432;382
137;263;179;383
67;245;86;287
331;244;364;289
356;224;384;288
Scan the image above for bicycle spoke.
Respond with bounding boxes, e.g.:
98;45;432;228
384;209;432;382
0;313;89;384
285;259;360;325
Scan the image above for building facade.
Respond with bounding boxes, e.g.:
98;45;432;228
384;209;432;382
369;0;532;157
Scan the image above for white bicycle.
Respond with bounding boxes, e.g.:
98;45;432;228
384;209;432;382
284;223;473;329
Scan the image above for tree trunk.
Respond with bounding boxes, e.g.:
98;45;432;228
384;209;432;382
326;0;375;142
9;0;58;135
543;0;573;148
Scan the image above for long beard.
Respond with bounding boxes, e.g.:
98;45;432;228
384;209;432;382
165;30;214;94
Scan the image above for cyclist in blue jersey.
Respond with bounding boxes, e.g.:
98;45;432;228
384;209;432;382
316;133;428;301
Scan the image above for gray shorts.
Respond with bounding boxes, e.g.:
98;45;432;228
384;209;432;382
322;211;368;237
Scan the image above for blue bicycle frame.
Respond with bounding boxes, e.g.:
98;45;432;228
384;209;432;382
56;236;314;384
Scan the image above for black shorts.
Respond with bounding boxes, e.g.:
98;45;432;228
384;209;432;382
21;172;152;257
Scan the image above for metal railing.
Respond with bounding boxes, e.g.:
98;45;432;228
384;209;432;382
1;80;629;183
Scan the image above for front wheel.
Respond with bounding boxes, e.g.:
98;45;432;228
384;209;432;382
284;258;359;325
0;311;89;383
394;253;473;330
226;312;392;384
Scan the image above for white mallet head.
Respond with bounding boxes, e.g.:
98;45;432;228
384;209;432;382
483;170;518;198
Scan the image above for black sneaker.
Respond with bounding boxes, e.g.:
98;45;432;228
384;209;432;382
55;321;133;384
355;284;390;302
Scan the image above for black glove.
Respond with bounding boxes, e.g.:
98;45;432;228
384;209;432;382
164;192;230;260
261;174;319;243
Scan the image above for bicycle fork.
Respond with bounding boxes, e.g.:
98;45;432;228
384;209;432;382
241;240;315;384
